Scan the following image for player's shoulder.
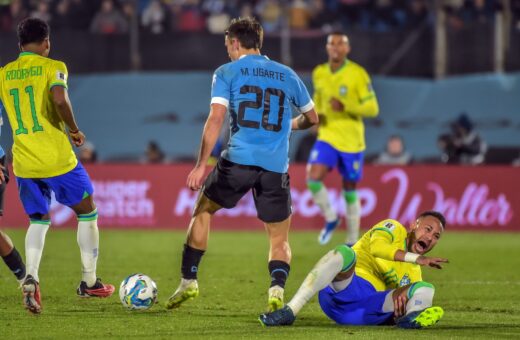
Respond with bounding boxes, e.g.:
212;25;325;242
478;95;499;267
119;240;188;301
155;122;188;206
312;62;329;75
345;59;369;75
371;219;407;237
213;61;239;81
46;57;68;70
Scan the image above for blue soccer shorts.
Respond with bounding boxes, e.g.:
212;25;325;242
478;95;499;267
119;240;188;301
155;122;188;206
308;140;364;182
318;274;394;326
16;162;94;216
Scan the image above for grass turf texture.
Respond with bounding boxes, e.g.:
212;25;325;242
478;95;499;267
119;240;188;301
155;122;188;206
1;229;519;339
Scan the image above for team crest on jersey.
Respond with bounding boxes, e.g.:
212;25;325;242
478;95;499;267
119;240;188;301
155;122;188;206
399;274;411;287
56;71;67;82
384;222;396;231
339;85;348;97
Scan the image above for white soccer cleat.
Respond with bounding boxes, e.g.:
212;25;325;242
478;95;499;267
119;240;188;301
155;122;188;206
165;279;199;310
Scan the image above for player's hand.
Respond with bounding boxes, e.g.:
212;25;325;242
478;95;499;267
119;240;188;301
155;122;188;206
416;256;449;269
187;165;206;191
69;130;85;147
393;293;408;318
329;98;344;112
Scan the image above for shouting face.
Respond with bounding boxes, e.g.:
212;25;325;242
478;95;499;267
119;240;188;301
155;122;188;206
408;215;444;255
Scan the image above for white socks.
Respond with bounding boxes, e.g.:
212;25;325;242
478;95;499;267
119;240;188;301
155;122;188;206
311;185;337;222
287;250;344;315
345;199;361;244
406;286;434;314
25;222;50;282
77;214;99;288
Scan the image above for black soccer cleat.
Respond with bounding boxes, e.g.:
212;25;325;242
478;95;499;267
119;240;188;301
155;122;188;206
259;305;296;327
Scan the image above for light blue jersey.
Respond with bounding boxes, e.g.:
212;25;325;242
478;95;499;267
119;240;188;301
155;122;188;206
0;100;5;158
211;54;313;173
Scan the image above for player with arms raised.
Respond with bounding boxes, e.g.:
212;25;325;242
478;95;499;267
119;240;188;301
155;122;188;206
166;17;318;312
260;211;448;329
0;18;114;314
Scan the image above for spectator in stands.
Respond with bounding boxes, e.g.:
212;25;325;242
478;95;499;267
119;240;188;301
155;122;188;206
78;141;98;164
145;140;166;164
438;113;487;165
90;0;128;34
52;0;74;30
177;0;206;32
0;0;27;32
203;0;230;34
30;1;52;24
255;0;283;33
68;0;92;30
373;135;412;165
142;0;166;34
289;0;311;30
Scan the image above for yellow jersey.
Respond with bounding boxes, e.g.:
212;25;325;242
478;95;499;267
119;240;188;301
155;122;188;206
0;52;77;178
352;219;422;291
312;59;379;153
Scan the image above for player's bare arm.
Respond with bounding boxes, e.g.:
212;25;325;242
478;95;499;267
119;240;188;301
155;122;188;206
187;103;227;191
291;108;319;130
51;86;84;146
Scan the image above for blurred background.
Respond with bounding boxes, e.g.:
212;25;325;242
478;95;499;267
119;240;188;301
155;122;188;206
0;0;519;230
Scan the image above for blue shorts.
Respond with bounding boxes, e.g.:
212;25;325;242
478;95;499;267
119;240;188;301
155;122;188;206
308;141;364;182
318;274;393;326
16;162;94;216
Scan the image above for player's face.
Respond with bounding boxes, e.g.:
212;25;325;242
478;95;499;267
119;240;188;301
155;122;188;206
409;215;443;254
326;35;350;63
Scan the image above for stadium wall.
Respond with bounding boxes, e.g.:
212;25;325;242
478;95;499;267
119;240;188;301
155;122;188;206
1;72;517;162
3;164;519;232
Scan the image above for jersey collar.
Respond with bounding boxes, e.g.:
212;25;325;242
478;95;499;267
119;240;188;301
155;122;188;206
19;51;38;57
330;59;348;74
239;54;269;60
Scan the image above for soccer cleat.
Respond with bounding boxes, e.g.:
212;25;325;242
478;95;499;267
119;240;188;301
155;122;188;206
22;275;41;314
318;218;341;245
77;278;115;298
165;280;199;310
267;286;284;312
396;306;444;329
259;305;296;327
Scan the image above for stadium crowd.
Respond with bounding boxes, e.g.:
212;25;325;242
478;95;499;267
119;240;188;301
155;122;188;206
1;0;519;35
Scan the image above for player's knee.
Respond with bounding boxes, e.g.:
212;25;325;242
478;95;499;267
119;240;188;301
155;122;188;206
342;190;357;204
408;281;435;298
334;244;356;272
307;180;323;194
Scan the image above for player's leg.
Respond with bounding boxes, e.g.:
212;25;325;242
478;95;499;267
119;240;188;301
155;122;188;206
338;151;364;245
306;141;341;245
0;162;26;283
16;177;51;314
166;158;251;310
166;192;221;309
391;281;443;328
50;162;114;297
259;244;356;326
255;170;293;312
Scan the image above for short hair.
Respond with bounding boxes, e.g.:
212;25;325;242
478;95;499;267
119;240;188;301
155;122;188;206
18;18;49;46
418;210;446;229
327;31;349;43
225;17;263;50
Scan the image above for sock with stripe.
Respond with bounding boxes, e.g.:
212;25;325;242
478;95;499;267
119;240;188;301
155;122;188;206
308;180;337;222
268;260;290;288
287;245;355;315
77;209;99;287
25;220;51;282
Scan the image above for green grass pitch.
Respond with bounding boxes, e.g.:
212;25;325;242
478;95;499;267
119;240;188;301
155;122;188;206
1;229;519;339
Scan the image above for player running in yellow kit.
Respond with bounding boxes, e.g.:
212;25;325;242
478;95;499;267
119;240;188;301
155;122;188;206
0;18;114;314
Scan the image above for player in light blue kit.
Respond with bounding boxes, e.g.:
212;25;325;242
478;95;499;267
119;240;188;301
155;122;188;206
166;17;319;313
0;100;27;286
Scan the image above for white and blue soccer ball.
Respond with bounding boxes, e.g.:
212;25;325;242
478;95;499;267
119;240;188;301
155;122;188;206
119;273;158;310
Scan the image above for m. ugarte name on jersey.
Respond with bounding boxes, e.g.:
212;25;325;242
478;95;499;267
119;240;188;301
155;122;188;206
241;67;286;81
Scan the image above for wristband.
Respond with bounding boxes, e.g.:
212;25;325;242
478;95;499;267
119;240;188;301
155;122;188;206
404;252;420;264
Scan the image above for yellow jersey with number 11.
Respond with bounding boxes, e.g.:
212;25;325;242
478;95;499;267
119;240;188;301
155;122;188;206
0;52;77;178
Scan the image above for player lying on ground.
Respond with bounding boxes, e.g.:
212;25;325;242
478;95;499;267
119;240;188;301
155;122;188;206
0;18;114;314
259;210;448;329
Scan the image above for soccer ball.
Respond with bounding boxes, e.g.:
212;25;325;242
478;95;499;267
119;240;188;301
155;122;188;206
119;273;158;310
